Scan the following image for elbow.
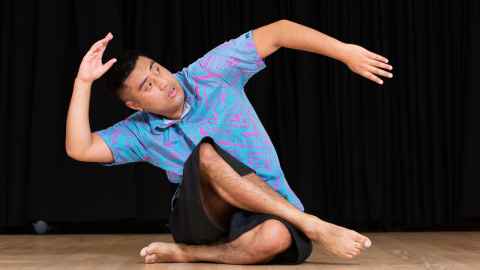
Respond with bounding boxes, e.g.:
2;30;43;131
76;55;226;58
65;140;75;158
65;143;83;161
277;19;290;24
65;134;93;161
277;19;294;29
276;19;291;33
272;19;292;48
65;146;78;160
65;141;72;157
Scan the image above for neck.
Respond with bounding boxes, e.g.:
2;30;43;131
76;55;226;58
164;99;185;120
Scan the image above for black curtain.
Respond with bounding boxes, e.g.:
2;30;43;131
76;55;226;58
1;0;476;231
462;1;480;222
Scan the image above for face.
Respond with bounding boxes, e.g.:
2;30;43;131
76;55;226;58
123;56;185;119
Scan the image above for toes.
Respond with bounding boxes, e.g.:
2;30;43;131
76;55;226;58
141;242;160;257
353;233;372;248
345;253;355;259
358;237;371;248
145;254;157;264
353;241;364;250
146;243;163;254
140;247;148;256
346;249;361;259
146;244;163;255
364;238;372;248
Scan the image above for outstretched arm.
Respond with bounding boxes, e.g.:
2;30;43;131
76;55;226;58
252;19;393;85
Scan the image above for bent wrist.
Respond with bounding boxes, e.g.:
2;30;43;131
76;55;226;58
74;77;93;88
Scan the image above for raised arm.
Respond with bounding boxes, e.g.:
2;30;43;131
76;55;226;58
65;33;117;162
252;19;393;85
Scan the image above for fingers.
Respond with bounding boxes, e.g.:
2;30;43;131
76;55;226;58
347;45;394;85
369;58;393;71
368;65;393;79
365;51;394;82
86;33;113;59
361;56;393;85
362;71;383;85
100;58;117;74
366;50;389;63
89;32;113;52
94;35;113;58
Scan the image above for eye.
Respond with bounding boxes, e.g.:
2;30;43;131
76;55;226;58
145;82;152;90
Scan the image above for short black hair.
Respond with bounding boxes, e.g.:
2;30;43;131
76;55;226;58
104;50;144;101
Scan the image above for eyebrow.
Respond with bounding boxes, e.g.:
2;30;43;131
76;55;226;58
138;60;155;91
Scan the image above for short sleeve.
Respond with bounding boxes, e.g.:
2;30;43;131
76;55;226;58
95;119;145;166
166;170;182;184
198;30;266;89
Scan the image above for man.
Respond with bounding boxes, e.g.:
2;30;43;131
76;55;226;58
66;19;393;264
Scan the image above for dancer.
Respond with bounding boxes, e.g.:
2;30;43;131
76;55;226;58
66;19;393;264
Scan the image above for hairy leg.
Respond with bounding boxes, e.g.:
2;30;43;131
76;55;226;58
197;142;371;259
200;172;297;230
140;219;292;264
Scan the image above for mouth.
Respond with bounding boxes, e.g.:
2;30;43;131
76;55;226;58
168;87;176;99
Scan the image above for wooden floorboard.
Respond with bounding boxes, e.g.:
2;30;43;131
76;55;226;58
0;232;479;269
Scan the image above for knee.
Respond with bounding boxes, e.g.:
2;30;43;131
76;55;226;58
250;219;292;257
198;141;219;169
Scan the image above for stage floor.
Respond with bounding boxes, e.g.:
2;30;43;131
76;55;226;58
0;231;479;269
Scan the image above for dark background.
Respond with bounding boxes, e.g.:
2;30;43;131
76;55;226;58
1;0;478;233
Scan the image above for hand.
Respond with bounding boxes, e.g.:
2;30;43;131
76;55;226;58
341;43;393;85
76;32;117;84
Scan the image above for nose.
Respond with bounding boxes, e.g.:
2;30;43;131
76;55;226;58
152;76;168;91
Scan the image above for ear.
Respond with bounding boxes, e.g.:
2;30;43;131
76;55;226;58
125;100;143;111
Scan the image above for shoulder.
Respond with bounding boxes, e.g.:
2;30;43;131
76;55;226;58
118;111;150;135
175;30;263;89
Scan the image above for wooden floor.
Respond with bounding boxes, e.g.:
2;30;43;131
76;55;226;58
0;232;479;269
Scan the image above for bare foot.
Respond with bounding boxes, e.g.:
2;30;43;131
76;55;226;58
303;215;372;259
139;242;190;263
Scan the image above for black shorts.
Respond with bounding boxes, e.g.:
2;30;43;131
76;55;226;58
168;136;312;264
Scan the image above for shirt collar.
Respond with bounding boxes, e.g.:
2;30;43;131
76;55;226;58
146;100;191;132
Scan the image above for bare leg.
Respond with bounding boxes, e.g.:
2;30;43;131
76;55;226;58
140;219;292;264
197;142;371;259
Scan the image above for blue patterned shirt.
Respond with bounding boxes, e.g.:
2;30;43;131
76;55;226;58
96;30;304;211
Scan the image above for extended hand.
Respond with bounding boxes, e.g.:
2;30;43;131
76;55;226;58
342;43;393;85
76;32;117;84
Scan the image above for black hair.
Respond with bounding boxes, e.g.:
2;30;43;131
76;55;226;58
104;50;144;101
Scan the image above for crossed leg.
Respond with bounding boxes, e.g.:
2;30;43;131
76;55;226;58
140;141;371;264
141;219;292;264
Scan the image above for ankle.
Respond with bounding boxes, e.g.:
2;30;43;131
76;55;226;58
302;214;331;240
177;244;194;262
